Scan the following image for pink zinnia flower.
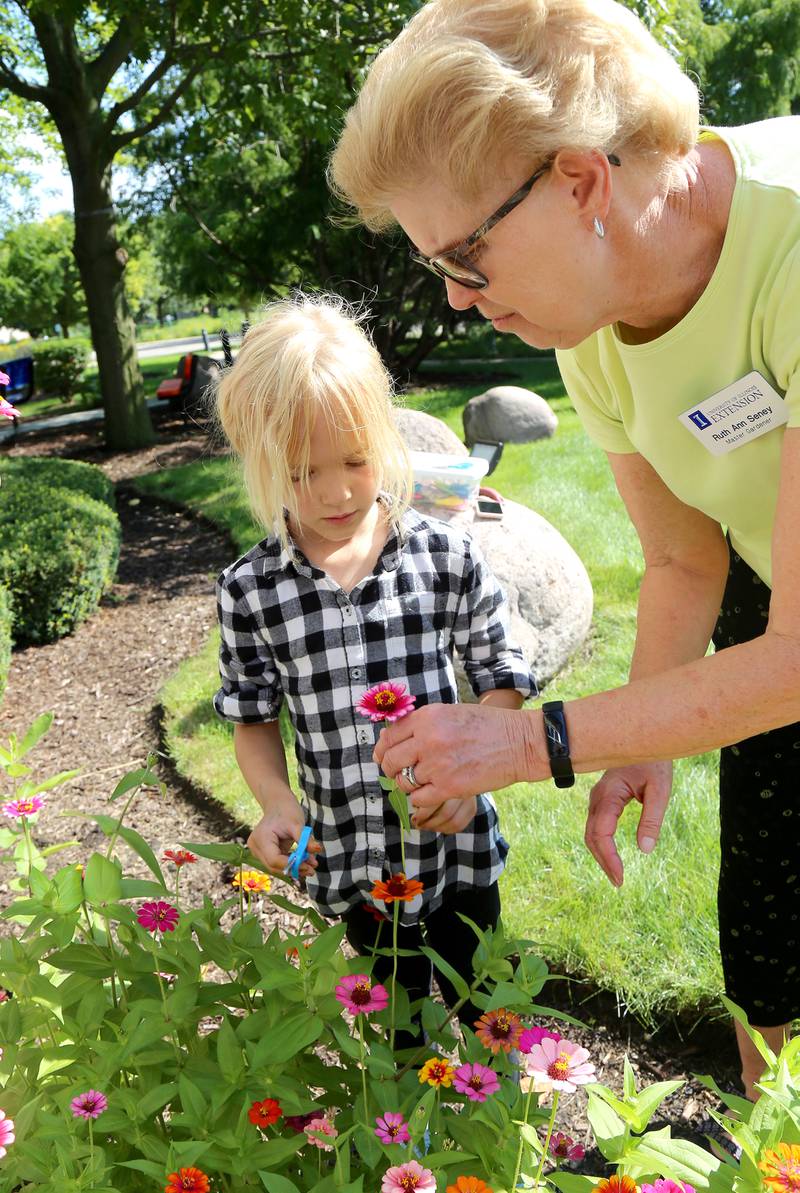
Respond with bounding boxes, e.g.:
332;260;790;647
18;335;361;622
375;1112;411;1145
524;1037;595;1093
2;795;45;819
70;1090;108;1119
136;900;179;933
0;1109;14;1157
519;1025;562;1054
356;682;416;722
382;1160;437;1192
642;1183;695;1193
0;370;10;387
549;1131;586;1163
334;973;389;1015
453;1062;500;1103
304;1116;338;1150
0;397;17;420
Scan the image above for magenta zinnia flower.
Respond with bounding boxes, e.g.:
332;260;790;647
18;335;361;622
70;1090;107;1119
519;1024;562;1054
356;681;416;722
0;397;17;420
453;1062;500;1103
0;370;10;387
382;1159;437;1192
2;795;45;819
549;1131;586;1163
524;1037;595;1093
136;900;179;933
642;1182;695;1193
375;1112;411;1145
0;1109;14;1157
335;973;389;1015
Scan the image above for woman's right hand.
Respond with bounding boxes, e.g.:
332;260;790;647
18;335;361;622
584;760;673;887
247;803;322;878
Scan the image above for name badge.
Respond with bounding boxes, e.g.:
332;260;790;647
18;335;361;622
679;370;787;456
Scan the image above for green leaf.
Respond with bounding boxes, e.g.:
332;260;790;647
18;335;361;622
250;1134;305;1170
586;1090;627;1161
22;769;79;796
116;1159;168;1179
110;765;164;801
249;1008;325;1066
216;1016;245;1082
135;1082;179;1118
624;1055;637;1099
68;812;166;886
180;840;249;863
259;1175;301;1193
178;1075;207;1120
387;785;412;830
418;945;470;1000
632;1131;723;1185
721;995;776;1068
52;867;84;914
631;1080;686;1132
550;1174;598;1193
18;712;53;757
83;853;122;908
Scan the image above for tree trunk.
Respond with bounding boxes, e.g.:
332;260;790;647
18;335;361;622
70;173;154;449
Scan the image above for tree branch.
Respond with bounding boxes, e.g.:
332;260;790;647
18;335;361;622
87;17;139;99
0;56;53;103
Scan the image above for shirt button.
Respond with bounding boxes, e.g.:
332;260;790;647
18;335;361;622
352;667;362;680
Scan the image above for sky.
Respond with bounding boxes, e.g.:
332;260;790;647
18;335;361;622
10;134;74;220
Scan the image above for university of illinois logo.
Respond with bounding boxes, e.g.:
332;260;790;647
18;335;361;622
688;410;712;430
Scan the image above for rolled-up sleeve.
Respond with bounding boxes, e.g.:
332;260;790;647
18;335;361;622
213;570;283;723
452;537;538;700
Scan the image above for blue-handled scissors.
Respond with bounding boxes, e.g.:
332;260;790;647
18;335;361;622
283;825;312;880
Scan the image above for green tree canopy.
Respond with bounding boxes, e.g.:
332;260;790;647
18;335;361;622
0;214;86;338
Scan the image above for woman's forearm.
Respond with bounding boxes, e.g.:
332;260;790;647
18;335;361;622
628;556;727;680
233;721;296;812
519;627;800;780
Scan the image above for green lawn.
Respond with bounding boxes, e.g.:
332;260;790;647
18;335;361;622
136;354;723;1026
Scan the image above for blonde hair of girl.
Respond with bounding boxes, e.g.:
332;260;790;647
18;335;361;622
329;0;700;231
214;293;412;546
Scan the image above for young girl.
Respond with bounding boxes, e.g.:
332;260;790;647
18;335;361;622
213;293;536;1039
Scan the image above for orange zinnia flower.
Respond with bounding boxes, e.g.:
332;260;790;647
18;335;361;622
447;1178;493;1193
165;1167;210;1193
761;1143;800;1193
596;1177;640;1193
371;873;424;903
418;1056;456;1087
474;1008;524;1053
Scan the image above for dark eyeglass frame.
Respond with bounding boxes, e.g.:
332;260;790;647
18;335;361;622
408;152;621;290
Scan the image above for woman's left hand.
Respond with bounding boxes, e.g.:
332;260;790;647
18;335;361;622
412;795;478;833
375;703;536;809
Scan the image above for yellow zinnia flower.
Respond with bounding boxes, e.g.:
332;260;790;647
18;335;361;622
418;1057;455;1087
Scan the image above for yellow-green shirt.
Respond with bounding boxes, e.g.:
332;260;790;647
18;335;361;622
556;116;800;587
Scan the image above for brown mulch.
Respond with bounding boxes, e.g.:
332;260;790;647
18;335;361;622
0;411;742;1165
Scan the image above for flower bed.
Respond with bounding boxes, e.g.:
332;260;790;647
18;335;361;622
0;717;798;1193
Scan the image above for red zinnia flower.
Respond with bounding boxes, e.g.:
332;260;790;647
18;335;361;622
248;1097;282;1129
371;873;425;903
163;849;197;867
165;1167;210;1193
356;682;416;723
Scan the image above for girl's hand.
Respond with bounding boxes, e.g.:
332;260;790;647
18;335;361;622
412;796;478;834
247;805;322;878
584;761;673;887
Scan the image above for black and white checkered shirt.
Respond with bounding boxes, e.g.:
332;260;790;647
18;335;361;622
214;508;537;925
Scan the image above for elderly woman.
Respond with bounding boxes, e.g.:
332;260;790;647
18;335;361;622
329;0;800;1095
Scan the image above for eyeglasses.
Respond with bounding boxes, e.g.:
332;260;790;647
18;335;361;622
408;153;621;290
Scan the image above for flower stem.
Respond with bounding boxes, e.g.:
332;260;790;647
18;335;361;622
88;1117;94;1187
389;899;400;1053
532;1090;560;1191
511;1083;535;1191
358;1015;370;1128
21;816;33;896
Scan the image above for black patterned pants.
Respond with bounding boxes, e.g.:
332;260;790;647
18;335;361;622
713;548;800;1026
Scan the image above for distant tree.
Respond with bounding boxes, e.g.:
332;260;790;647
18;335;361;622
0;214;86;338
0;2;311;447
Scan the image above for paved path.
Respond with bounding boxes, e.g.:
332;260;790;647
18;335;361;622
0;396;171;445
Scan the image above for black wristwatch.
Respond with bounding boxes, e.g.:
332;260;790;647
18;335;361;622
541;700;575;789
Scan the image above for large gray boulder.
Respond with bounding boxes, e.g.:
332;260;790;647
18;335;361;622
395;407;468;456
457;498;593;693
463;385;557;445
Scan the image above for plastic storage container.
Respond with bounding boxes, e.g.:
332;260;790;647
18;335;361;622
409;451;489;523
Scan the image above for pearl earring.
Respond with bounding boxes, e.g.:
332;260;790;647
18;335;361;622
593;216;605;239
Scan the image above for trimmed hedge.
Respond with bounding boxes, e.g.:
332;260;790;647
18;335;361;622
25;338;91;399
0;459;120;646
0;585;11;702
